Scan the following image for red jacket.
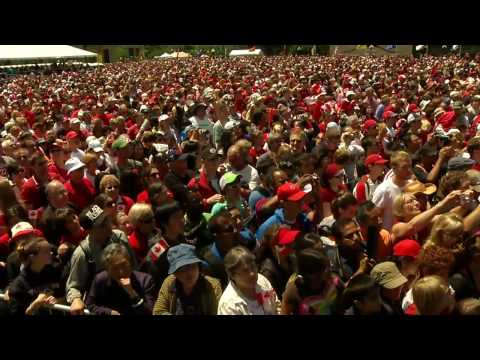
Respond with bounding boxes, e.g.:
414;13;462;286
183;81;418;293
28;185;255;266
128;230;150;263
65;178;96;211
187;169;218;202
21;176;50;210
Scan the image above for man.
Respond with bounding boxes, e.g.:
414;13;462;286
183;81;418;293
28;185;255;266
289;128;308;155
467;137;480;172
163;151;191;204
256;132;282;167
189;103;214;136
38;180;70;246
256;182;314;243
372;151;413;231
199;211;240;289
67;204;135;315
374;95;389;122
64;157;96;212
447;156;475;172
20;153;51;210
370;262;407;315
226;144;260;191
47;139;69;183
354;153;388;203
66;131;85;162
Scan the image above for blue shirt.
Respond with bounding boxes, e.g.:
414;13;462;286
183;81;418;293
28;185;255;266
255;208;313;243
374;103;384;121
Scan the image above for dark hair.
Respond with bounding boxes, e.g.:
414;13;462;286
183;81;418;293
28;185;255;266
341;274;379;312
93;193;113;209
17;237;49;265
155;201;182;230
147;182;167;200
251;110;265;126
295;248;331;298
208;210;233;235
5;204;29;227
54;208;76;235
331;192;357;219
356;201;376;226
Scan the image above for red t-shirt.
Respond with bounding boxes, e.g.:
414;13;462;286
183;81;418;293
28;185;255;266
21;176;49;210
136;190;150;204
318;184;347;203
128;230;150;263
64;178;96;210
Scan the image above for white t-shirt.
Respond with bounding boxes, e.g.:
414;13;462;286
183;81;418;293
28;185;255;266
231;164;261;191
217;274;280;315
188;115;214;135
371;176;405;231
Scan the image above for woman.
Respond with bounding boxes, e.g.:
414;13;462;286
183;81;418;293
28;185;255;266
127;203;161;264
99;174;134;215
8;237;63;315
318;163;348;218
423;213;466;254
6;160;26;201
391;190;462;243
412;275;456;315
282;248;344;315
86;243;156;315
218;246;280;315
153;244;222;315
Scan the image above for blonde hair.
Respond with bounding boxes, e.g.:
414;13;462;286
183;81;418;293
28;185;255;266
392;193;416;220
390;151;411;168
412;275;450;315
128;203;153;227
99;174;120;193
83;153;97;165
425;213;464;248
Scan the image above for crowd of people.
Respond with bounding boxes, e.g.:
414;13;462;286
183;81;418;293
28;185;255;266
1;53;480;315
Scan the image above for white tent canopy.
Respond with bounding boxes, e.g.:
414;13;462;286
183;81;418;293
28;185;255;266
0;45;97;62
229;49;263;57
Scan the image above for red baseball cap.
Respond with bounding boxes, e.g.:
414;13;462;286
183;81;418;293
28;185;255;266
393;239;421;258
365;153;389;167
277;228;301;246
383;111;398;120
408;104;421;113
363;119;377;132
277;183;307;202
325;163;344;180
66;131;79;141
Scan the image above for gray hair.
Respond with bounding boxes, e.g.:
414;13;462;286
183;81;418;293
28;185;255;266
102;243;131;268
224;246;256;279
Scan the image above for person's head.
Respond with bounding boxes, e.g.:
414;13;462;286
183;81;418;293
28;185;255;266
426;213;464;249
83;153;98;174
148;182;171;208
296;153;315;176
5;204;29;229
412;275;455;315
111;136;132;159
46;180;69;209
356;201;382;228
363;119;379;138
219;172;242;201
276;182;307;217
271;169;289;190
324;126;341;151
100;174;121;200
331;193;358;221
227;144;246;171
295;248;331;293
55;207;82;236
30;153;49;181
467;137;480;162
333;218;364;263
267;133;282;153
342;274;382;315
49;141;68;166
209;211;240;254
65;157;86;183
0;179;19;212
390;151;412;181
364;153;388;180
17;237;52;270
200;147;221;174
392;193;422;222
155;201;185;238
79;204;113;243
167;244;202;290
289;129;307;154
370;261;407;302
128;203;155;236
66;131;81;151
224;246;258;290
417;245;455;279
323;163;346;189
167;153;189;177
102;243;133;282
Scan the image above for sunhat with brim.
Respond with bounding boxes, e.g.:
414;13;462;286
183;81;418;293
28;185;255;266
167;244;204;274
370;261;408;290
404;180;437;196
